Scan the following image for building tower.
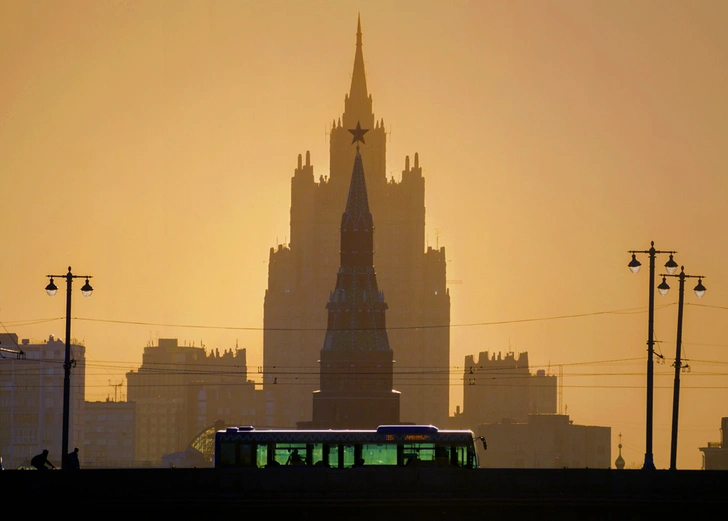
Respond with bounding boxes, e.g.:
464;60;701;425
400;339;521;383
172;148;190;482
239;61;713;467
263;16;450;428
302;130;400;429
126;338;255;464
459;351;557;426
0;333;85;469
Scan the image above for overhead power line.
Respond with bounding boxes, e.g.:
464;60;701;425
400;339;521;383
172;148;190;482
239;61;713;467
3;302;691;332
7;357;728;381
23;380;728;391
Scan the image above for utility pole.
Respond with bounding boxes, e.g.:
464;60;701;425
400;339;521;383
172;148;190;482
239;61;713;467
109;380;124;402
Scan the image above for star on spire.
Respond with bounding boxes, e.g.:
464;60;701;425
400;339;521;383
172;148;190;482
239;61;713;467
348;121;369;145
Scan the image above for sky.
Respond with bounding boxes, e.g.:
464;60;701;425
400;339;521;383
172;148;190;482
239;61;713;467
2;0;727;470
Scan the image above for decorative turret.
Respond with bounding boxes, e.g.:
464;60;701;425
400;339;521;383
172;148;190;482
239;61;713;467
293;151;314;180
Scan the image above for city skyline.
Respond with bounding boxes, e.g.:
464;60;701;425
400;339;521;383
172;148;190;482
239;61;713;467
2;1;727;470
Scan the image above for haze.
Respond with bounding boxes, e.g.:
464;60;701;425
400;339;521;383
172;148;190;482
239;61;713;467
1;0;727;470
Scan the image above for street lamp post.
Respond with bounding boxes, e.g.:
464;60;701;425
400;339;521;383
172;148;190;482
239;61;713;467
45;266;93;470
657;266;706;470
627;241;678;470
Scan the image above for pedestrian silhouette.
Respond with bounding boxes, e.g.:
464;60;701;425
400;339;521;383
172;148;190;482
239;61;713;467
30;449;55;470
66;447;80;470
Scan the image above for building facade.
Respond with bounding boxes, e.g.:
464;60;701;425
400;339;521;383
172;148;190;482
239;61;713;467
459;351;557;426
0;333;85;469
699;417;728;470
126;338;257;465
477;414;611;469
83;400;136;468
263;16;450;428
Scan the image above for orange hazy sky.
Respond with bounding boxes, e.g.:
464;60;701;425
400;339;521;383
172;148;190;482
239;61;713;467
2;0;727;470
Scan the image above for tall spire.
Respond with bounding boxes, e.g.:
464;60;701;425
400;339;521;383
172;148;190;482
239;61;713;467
323;125;389;351
349;13;368;104
341;144;373;234
357;13;362;45
309;119;400;428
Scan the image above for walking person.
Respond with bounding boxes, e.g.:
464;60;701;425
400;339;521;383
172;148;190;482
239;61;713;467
66;447;81;470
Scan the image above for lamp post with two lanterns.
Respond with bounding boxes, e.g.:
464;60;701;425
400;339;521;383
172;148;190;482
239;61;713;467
657;266;706;470
627;241;678;470
45;266;94;470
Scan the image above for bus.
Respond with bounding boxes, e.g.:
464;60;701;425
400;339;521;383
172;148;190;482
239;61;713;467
214;424;485;469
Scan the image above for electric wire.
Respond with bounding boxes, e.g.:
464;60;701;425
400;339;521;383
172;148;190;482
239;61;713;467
2;301;691;333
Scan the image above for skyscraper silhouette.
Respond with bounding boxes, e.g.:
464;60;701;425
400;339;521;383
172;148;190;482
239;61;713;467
263;16;450;428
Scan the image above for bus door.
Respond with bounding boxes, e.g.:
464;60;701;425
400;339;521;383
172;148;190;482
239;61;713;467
447;444;476;468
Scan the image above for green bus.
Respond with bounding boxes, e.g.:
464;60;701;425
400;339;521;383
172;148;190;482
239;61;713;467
214;424;484;469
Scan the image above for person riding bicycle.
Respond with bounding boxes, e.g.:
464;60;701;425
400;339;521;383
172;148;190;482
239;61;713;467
30;449;55;470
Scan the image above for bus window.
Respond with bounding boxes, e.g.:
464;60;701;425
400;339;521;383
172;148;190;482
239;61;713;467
310;444;323;466
403;443;435;466
342;445;356;468
270;443;308;466
239;443;255;467
219;441;237;467
455;446;467;468
362;443;397;465
326;444;339;468
256;443;268;468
